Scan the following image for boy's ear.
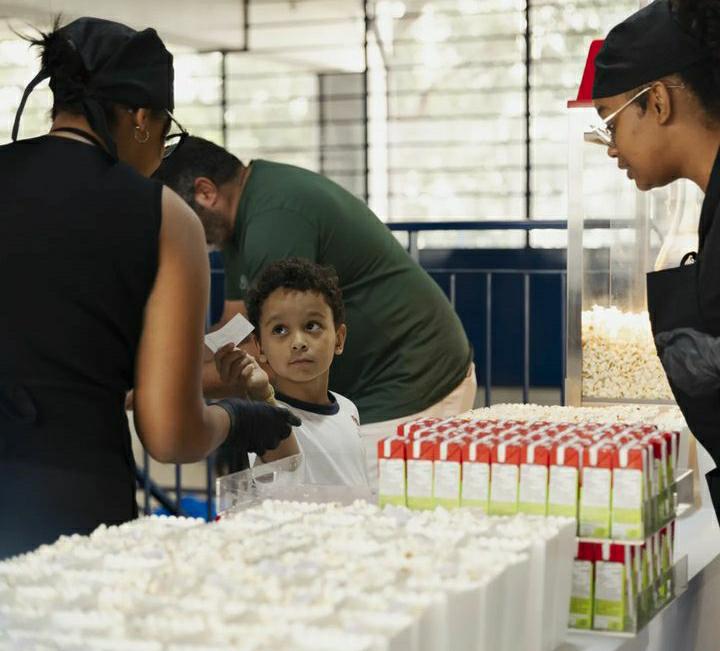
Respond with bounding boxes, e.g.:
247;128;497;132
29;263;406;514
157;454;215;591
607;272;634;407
334;324;347;355
253;334;268;363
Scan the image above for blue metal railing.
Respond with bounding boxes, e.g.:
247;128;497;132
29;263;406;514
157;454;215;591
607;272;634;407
137;219;569;518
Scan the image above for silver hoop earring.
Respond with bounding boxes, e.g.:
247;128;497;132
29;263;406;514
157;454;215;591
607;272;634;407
134;126;150;144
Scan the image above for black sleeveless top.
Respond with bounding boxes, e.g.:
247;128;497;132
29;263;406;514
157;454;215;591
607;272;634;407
0;135;161;559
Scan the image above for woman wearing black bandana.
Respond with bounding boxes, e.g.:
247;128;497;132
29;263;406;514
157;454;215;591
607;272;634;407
592;0;720;517
0;18;298;559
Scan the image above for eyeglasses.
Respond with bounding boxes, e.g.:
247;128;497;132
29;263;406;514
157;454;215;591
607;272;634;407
584;83;685;147
164;110;188;159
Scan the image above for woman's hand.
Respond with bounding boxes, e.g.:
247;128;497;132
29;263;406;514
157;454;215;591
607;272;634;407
214;344;273;402
656;328;720;396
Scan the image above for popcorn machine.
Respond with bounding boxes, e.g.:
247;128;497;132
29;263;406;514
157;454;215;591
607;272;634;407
564;41;702;406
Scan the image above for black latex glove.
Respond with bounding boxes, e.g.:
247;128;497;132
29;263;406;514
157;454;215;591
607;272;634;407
213;399;300;457
655;328;720;397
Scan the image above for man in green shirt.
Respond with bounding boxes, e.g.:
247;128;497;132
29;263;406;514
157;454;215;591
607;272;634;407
155;137;475;478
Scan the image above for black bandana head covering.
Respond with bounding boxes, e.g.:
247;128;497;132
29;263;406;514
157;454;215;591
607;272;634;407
593;0;708;99
13;17;174;160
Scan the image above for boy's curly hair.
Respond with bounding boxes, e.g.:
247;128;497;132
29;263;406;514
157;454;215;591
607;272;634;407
247;257;345;333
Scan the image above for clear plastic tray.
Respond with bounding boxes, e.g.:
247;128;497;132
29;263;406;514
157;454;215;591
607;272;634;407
569;555;688;637
215;454;373;516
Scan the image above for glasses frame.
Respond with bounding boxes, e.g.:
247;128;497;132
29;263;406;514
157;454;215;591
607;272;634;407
163;110;189;159
584;83;685;147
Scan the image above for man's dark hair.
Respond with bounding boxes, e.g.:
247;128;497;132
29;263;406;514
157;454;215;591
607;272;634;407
247;258;345;334
153;135;242;210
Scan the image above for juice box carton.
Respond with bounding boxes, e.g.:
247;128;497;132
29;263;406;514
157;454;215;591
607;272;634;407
432;421;462;437
405;436;440;510
579;443;615;538
433;438;463;509
460;437;494;511
593;543;635;632
396;418;442;438
548;440;583;519
647;534;661;611
662;430;679;485
658;528;673;605
644;434;670;526
637;540;651;619
377;436;407;507
611;442;647;541
629;546;643;619
569;542;596;629
518;439;551;516
489;439;522;515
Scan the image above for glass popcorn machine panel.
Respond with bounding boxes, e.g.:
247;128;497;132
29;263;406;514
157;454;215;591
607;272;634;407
565;44;702;406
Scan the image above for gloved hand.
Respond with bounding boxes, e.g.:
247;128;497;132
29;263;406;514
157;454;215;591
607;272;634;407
655;328;720;396
213;398;300;457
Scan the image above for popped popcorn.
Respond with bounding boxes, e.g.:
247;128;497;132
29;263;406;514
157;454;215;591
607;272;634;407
581;306;673;401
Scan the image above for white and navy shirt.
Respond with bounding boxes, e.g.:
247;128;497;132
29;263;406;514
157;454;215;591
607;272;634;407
275;391;369;487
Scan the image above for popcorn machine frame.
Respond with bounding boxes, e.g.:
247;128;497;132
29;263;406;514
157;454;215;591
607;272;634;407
564;42;700;407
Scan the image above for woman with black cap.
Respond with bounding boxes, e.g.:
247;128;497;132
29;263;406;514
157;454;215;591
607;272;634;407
0;17;298;559
591;0;720;516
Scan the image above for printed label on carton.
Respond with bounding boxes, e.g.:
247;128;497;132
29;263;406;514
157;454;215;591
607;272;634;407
569;560;594;629
489;464;519;515
378;458;406;507
548;466;579;518
611;468;644;540
461;463;490;511
433;460;461;508
580;467;612;538
406;459;434;510
518;464;548;515
593;561;626;631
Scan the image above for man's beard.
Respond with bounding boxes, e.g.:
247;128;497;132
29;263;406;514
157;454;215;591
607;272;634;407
191;203;230;249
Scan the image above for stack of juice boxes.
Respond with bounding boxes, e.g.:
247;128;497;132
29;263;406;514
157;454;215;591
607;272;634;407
377;415;681;632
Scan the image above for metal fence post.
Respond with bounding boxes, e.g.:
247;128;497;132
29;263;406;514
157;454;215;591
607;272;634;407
485;272;493;407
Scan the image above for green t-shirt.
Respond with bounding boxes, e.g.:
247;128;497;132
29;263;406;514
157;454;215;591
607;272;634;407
223;160;472;424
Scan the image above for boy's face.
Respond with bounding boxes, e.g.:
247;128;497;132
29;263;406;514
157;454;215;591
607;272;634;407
258;288;346;386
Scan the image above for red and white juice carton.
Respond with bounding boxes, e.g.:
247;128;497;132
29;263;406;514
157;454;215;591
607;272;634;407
518;439;551;516
405;436;440;510
548;440;584;520
396;417;442;438
377;436;407;508
611;442;647;541
579;442;615;538
489;439;522;515
593;543;635;632
569;542;596;630
433;438;463;509
460;437;493;512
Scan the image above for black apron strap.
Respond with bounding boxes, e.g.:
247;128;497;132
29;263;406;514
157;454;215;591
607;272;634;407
12;69;50;142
